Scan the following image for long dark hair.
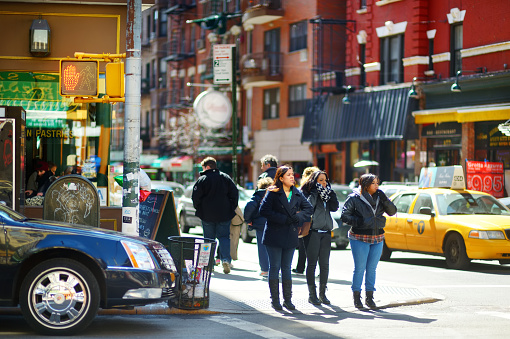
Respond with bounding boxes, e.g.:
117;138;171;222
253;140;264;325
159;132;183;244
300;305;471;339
268;166;292;192
359;173;379;193
301;170;329;196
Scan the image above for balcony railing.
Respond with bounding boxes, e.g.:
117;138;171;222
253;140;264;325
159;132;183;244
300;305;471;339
240;52;283;77
244;0;282;10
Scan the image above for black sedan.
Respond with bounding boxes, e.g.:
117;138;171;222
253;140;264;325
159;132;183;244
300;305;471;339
0;204;178;335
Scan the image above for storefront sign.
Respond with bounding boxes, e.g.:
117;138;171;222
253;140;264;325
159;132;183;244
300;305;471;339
466;160;504;198
422;122;461;137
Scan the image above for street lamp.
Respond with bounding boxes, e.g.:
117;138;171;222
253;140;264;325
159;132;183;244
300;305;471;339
29;18;51;57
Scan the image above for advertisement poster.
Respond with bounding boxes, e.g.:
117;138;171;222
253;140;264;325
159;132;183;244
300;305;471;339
466;161;504;198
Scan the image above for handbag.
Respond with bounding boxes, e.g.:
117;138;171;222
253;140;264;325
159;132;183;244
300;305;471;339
298;218;311;238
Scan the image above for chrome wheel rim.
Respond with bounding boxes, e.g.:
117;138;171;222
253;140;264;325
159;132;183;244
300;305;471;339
29;269;89;328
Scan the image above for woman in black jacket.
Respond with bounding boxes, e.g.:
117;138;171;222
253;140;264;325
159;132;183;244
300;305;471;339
341;173;397;309
301;170;339;305
259;166;313;311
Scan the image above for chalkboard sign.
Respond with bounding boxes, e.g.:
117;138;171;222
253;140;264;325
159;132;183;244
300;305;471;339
139;190;180;242
43;175;100;227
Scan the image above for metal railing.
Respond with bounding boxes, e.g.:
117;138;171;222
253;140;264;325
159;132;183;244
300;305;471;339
240;52;283;78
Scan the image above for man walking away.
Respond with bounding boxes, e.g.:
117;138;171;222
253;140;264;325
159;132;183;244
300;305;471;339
192;157;239;274
258;154;278;180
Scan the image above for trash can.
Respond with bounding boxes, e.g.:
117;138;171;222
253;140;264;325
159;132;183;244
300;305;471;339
167;236;217;310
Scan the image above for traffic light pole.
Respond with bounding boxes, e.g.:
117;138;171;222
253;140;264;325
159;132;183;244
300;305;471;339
122;0;141;235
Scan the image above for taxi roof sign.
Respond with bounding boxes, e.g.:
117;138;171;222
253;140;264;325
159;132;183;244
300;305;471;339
418;165;465;189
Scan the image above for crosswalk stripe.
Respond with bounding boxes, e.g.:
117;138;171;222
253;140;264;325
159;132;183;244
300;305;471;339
209;315;302;339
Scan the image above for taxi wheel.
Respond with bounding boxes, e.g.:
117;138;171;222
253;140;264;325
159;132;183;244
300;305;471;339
445;233;471;269
380;240;392;261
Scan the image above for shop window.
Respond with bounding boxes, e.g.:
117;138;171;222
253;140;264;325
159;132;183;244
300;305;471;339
288;84;307;117
380;34;404;85
263;88;279;120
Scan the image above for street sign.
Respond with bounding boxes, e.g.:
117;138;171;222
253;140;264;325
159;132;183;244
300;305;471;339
213;44;235;84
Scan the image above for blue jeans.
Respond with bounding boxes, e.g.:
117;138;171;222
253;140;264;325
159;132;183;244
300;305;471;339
349;238;383;292
266;245;294;281
202;220;231;263
256;229;269;272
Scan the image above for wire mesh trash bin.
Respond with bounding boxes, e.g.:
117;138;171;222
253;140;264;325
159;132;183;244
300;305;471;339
167;236;217;310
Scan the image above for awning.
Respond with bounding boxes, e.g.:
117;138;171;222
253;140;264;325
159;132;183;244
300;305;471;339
301;87;417;143
413;103;510;124
160;155;193;172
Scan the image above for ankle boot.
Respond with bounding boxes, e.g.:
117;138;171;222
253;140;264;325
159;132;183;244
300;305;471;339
281;280;295;310
365;291;377;309
308;285;321;305
319;284;331;305
353;291;363;308
269;279;282;310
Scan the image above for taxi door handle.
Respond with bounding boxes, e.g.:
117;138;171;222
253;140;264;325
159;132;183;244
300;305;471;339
407;219;413;223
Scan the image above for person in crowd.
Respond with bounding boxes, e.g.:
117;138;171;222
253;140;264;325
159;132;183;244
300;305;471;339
230;206;244;265
244;177;273;278
341;173;397;309
25;161;48;198
192;157;239;274
292;166;320;274
258;154;278;181
259;166;313;311
37;162;58;196
300;170;339;305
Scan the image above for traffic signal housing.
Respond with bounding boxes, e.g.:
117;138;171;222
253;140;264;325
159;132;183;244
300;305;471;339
60;59;99;97
106;62;124;98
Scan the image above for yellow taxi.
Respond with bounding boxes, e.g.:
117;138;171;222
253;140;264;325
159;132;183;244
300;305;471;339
382;166;510;269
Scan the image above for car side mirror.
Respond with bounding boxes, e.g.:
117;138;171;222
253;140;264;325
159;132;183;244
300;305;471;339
419;206;435;217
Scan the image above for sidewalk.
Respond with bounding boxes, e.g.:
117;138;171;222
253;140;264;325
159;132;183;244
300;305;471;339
98;254;444;316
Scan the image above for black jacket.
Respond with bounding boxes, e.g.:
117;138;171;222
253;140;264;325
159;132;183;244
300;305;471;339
259;186;313;249
303;186;339;231
192;169;238;222
341;189;397;235
258;167;277;181
243;189;267;231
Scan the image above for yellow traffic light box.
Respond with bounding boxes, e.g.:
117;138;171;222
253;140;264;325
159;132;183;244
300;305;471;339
106;62;124;98
60;59;99;97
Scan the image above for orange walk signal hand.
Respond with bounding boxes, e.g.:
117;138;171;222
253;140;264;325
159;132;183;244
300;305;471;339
63;65;81;91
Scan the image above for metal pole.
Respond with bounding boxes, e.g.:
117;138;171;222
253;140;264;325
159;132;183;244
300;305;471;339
122;0;141;235
231;45;237;184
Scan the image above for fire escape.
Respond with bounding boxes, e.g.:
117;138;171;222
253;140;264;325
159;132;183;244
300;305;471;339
307;17;355;162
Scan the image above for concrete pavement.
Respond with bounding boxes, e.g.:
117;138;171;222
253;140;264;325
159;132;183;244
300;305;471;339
99;249;444;316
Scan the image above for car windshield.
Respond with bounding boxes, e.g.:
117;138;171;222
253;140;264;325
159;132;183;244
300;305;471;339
436;192;510;216
0;204;26;221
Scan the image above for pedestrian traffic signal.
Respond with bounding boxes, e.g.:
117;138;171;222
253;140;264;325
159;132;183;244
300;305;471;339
60;59;99;97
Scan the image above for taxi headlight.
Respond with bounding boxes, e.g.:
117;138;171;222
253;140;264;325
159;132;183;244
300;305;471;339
121;240;156;269
468;230;506;240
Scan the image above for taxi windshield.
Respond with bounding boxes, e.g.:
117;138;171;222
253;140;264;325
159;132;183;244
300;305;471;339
436;192;510;216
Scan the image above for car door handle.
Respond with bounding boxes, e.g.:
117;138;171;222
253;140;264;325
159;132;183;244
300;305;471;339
407;219;413;223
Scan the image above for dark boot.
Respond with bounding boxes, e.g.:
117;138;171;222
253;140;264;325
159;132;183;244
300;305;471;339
308;285;321;305
365;291;377;309
319;284;331;305
353;291;363;308
281;280;295;310
269;279;282;310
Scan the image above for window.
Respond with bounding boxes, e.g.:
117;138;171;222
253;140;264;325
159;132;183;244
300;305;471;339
190;25;196;54
428;38;434;71
289;21;307;52
150;59;156;88
450;23;463;77
152;10;158;37
263;88;280;119
393;193;416;213
360;0;367;9
159;12;167;37
159;59;166;88
359;44;366;87
413;194;433;214
380;34;404;85
288;84;307;117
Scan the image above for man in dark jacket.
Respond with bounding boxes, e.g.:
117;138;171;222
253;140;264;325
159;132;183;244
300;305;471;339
258;154;278;181
192;157;238;274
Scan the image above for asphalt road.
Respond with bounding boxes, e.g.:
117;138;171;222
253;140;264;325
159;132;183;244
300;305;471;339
2;228;510;338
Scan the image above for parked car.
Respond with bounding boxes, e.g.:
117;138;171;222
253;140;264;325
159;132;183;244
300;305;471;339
383;187;510;269
177;185;253;236
330;184;352;249
151;180;185;210
0;204;178;335
379;181;419;198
